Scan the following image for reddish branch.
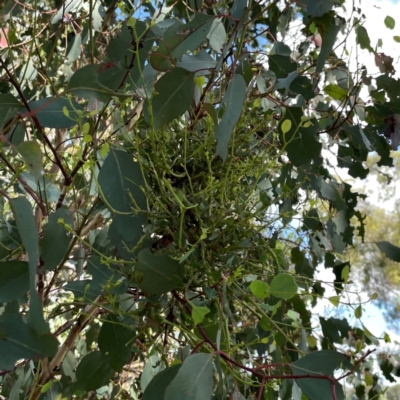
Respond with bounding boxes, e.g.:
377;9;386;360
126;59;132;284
172;290;375;400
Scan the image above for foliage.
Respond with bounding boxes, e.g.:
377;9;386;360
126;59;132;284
0;0;399;399
344;155;400;330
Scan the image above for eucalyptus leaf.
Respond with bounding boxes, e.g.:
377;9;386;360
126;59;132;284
165;353;213;400
215;74;246;161
10;198;48;334
136;249;185;294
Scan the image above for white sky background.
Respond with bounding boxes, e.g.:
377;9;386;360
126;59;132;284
312;0;400;370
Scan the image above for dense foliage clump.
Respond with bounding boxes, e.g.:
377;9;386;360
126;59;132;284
0;0;400;399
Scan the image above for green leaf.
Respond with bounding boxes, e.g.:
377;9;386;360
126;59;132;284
0;314;58;370
150;14;213;71
394;36;400;43
143;365;182;400
281;109;322;166
64;280;101;302
324;84;348;100
384;16;395;30
260;316;272;331
136;249;185;294
40;208;73;271
250;280;269;298
290;75;315;100
302;0;334;16
75;351;115;391
144;68;195;130
269;274;298;300
215;74;246;161
165;353;213;400
276;71;299;96
98;315;133;372
355;305;362;318
16;141;43;181
268;55;297;79
0;261;29;302
376;241;400;262
177;51;217;73
98;149;146;214
0;93;22;129
291;350;352;400
67;33;82;62
281;119;292;134
51;0;84;24
356;26;373;52
10;198;48;334
67;63;130;102
23;97;83;128
315;14;344;73
107;217;144;259
108;22;155;85
329;296;340;307
191;305;210;326
207;18;226;54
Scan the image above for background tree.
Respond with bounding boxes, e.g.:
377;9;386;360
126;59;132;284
0;0;400;399
343;154;400;331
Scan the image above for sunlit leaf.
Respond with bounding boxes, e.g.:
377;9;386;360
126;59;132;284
269;274;298;300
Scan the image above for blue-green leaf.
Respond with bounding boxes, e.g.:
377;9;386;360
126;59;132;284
10;198;48;334
41;208;73;270
215;74;246;161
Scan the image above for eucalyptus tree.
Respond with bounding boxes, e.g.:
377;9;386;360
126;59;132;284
0;0;399;399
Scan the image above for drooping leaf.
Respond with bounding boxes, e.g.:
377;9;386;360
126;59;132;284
291;350;352;400
0;261;29;303
98;315;133;372
269;274;298;299
22;97;83;128
0;314;58;370
136;249;185;294
356;25;373;53
10;198;48;334
75;351;115;391
16;141;43;181
0;93;22;129
98;149;146;214
376;241;400;262
207;18;226;54
67;33;82;62
144;67;195;130
165;353;213;400
143;364;182;400
40;208;73;271
315;13;344;73
215;74;246;161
